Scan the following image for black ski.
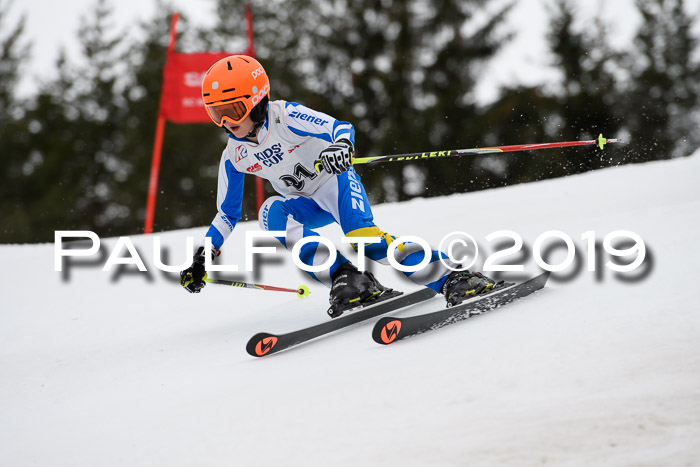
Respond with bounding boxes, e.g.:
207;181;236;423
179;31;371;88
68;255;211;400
246;288;437;357
372;272;550;345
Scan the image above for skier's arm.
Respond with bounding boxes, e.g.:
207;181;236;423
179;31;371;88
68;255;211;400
180;151;244;294
206;150;245;249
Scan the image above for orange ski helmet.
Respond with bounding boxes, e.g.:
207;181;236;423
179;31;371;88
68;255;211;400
202;55;270;127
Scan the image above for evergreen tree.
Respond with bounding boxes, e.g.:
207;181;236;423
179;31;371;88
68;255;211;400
70;0;132;232
12;0;131;240
543;0;625;174
0;0;28;119
480;0;628;189
477;86;559;187
0;1;34;241
410;0;514;200
627;0;699;159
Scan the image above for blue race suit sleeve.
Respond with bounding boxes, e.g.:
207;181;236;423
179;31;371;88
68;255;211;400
205;152;245;249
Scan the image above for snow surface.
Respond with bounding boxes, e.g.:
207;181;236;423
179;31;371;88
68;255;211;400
2;153;700;466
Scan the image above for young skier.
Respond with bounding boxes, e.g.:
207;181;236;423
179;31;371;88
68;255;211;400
180;55;496;317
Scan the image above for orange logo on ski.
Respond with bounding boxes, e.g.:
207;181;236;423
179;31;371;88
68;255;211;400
380;320;402;344
255;336;278;356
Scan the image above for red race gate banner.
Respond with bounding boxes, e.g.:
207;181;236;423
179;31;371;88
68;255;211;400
159;51;232;123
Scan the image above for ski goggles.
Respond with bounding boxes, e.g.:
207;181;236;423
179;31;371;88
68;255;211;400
205;98;250;126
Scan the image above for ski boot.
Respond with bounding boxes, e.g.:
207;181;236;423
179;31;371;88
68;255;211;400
441;269;500;308
327;262;392;318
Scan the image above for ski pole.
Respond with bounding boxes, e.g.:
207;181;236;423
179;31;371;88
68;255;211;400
204;276;310;299
351;133;621;166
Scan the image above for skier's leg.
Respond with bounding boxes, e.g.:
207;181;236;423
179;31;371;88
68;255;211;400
258;195;349;286
313;168;458;292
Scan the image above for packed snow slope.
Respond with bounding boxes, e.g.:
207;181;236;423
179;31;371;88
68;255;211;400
2;153;700;467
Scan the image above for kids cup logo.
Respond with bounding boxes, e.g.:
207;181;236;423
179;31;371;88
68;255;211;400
254;143;284;166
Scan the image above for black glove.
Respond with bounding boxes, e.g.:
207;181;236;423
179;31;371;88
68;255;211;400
180;246;219;294
316;138;354;174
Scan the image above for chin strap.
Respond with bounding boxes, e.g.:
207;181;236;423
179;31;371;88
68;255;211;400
246;119;264;139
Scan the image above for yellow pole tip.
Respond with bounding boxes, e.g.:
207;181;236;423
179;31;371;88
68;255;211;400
297;285;311;299
598;133;607;150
